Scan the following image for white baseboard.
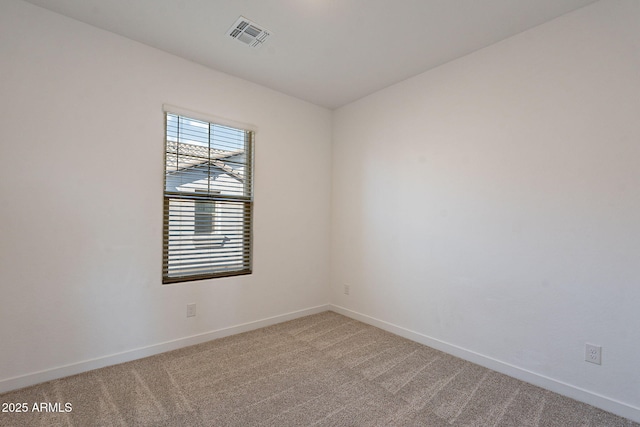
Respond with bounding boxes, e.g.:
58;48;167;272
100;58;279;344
330;304;640;424
0;304;330;394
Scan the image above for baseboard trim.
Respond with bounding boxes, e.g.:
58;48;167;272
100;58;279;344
0;304;330;394
330;304;640;424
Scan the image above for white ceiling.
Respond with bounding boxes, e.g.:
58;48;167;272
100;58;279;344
23;0;598;109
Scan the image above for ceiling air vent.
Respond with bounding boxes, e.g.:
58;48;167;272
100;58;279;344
227;16;271;49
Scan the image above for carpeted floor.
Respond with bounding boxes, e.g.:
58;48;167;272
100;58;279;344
0;311;637;426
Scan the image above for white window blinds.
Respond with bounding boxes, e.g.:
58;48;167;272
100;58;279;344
163;111;254;283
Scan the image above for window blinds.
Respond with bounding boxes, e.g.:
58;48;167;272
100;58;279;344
163;112;254;283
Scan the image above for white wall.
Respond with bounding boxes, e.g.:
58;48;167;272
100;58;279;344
0;0;331;390
332;0;640;421
2;0;639;422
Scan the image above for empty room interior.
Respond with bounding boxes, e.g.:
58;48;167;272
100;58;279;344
1;0;639;425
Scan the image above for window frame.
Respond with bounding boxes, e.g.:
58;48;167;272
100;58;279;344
162;106;255;284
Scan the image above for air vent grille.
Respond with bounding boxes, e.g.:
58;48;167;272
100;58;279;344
227;16;271;49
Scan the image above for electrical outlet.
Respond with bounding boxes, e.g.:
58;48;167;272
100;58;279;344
187;303;196;318
585;343;601;365
343;284;350;295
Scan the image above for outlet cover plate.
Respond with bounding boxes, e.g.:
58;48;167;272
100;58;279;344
187;303;196;318
585;343;601;365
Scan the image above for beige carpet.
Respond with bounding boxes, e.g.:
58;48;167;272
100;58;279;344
0;311;637;426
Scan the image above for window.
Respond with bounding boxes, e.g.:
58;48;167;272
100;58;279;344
163;109;254;283
194;200;216;235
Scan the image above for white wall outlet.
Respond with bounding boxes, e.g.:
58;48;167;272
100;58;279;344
585;343;601;365
343;284;350;295
187;303;196;318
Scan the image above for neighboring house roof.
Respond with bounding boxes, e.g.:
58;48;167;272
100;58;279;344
165;140;245;183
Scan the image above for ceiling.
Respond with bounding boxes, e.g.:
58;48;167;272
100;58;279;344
23;0;598;109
